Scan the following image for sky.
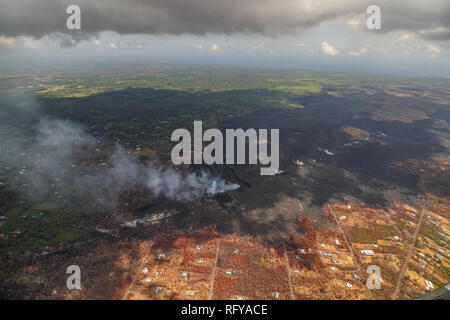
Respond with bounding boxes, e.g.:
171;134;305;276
0;0;449;78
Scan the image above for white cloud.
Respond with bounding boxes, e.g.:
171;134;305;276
94;40;102;48
425;43;441;54
248;43;266;52
23;37;38;49
0;36;14;48
348;47;368;56
289;42;306;47
210;43;220;51
394;33;416;44
346;17;361;29
424;42;442;58
109;42;118;49
321;41;338;56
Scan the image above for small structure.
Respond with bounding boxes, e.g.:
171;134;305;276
424;280;434;291
318;147;335;156
181;272;189;280
360;249;375;256
294;160;304;167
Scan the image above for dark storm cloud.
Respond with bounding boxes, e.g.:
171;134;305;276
377;1;450;40
0;0;449;40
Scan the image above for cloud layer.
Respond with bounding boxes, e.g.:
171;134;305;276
0;0;449;41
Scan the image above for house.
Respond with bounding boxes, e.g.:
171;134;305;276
424;280;434;290
294;160;304;166
360;249;375;256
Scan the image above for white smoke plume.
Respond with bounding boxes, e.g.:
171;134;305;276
0;94;239;212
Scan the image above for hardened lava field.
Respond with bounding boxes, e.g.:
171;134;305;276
0;65;449;299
